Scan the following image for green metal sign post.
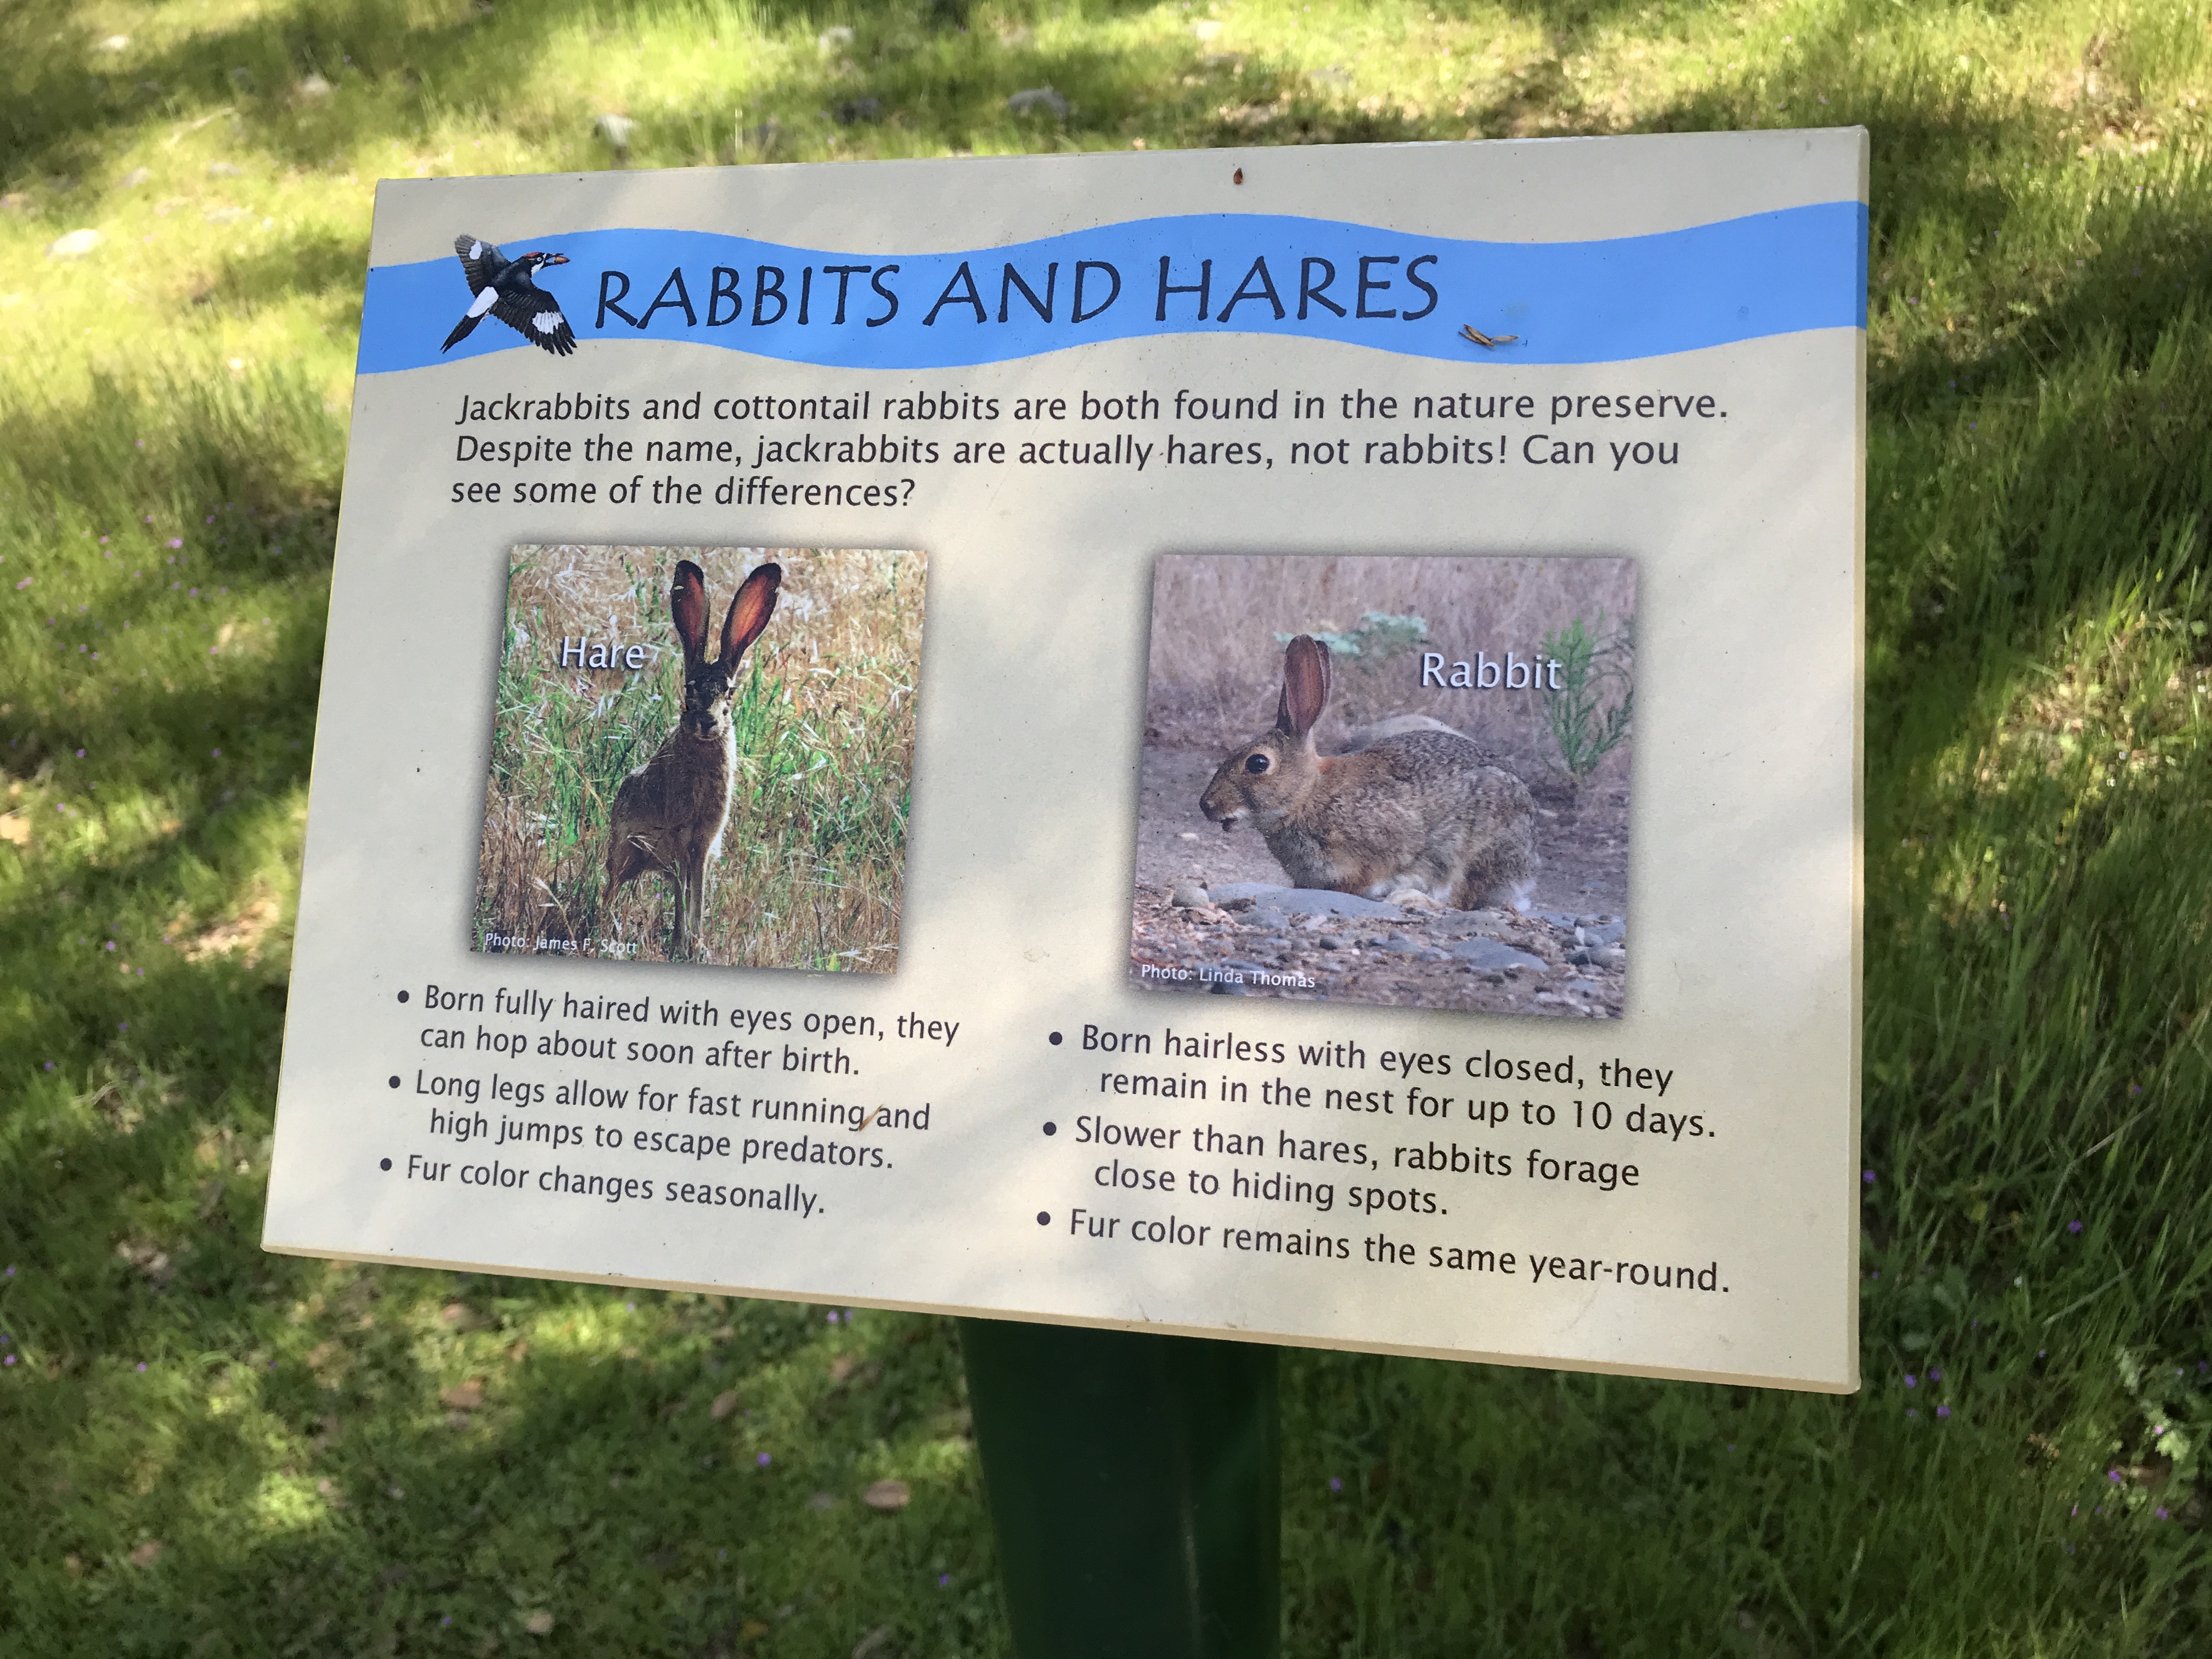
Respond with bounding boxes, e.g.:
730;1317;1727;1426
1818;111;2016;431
958;1319;1281;1658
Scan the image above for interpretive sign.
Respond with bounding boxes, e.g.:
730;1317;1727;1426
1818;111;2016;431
266;131;1866;1390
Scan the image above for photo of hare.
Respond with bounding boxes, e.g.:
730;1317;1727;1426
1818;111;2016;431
1131;554;1634;1018
473;544;926;971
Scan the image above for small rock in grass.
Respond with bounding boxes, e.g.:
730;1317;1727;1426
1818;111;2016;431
1007;86;1070;118
129;1540;163;1567
862;1477;911;1511
709;1388;739;1420
47;229;101;258
523;1610;555;1635
441;1377;486;1410
297;73;332;100
1170;883;1210;909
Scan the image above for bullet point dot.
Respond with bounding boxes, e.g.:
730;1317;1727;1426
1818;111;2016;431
1048;1031;1063;1046
1042;1121;1057;1136
1035;1211;1050;1226
387;1075;400;1088
380;1158;392;1171
397;990;409;1003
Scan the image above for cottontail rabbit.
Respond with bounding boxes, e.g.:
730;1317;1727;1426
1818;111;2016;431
604;558;782;958
1199;634;1538;911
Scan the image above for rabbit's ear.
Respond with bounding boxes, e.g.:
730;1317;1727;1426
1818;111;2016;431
718;561;783;674
1281;635;1330;737
670;561;710;664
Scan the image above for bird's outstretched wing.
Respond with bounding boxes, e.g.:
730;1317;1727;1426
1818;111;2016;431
492;287;577;357
453;234;506;295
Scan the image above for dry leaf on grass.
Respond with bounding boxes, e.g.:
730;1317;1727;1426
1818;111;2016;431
523;1610;555;1635
176;889;280;963
852;1626;893;1659
710;1389;740;1421
0;812;30;846
441;1378;486;1410
739;1620;770;1641
862;1479;911;1512
128;1540;164;1567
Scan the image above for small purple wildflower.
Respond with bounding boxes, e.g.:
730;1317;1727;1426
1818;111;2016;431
1328;1477;1342;1493
1929;1369;1942;1381
756;1452;771;1467
938;1573;951;1587
166;538;181;549
1906;1408;1919;1419
1904;1374;1917;1389
137;1362;147;1372
1862;1170;1875;1184
2157;1507;2170;1520
2109;1469;2124;1485
76;748;86;757
3;1356;13;1368
2068;1220;2083;1234
1936;1406;1950;1419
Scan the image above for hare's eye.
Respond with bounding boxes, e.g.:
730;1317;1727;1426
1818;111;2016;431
1244;753;1271;775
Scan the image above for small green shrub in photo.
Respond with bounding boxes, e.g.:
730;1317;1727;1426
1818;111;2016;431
1539;610;1633;792
471;544;926;970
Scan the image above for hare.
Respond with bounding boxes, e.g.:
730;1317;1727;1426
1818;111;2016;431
603;558;782;959
1199;634;1538;912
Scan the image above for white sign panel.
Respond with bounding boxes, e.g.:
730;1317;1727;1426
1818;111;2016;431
266;131;1865;1390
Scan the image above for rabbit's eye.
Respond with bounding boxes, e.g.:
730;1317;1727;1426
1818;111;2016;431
1245;753;1271;775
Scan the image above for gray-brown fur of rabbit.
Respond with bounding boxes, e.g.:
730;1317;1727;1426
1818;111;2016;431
1199;634;1539;912
603;558;781;958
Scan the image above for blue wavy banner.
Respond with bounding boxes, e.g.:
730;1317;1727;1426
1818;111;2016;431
359;202;1866;375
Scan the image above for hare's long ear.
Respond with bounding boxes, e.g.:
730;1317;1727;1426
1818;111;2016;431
718;561;783;676
670;561;710;667
1281;635;1330;738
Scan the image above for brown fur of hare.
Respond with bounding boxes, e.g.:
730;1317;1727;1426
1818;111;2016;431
603;558;782;958
1198;634;1539;911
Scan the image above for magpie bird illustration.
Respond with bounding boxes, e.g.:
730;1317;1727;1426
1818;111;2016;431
441;236;576;356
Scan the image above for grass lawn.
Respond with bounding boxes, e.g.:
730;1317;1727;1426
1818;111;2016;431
4;0;2210;1653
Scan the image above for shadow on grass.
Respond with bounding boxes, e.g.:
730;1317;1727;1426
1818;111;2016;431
3;1266;1001;1656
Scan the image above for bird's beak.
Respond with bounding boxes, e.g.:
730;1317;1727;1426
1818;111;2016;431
542;253;571;267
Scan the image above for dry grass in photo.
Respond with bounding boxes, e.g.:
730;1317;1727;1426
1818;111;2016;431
472;544;925;972
1146;553;1637;781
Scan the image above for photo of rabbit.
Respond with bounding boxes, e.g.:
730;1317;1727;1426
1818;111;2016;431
1131;553;1634;1018
473;544;927;972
